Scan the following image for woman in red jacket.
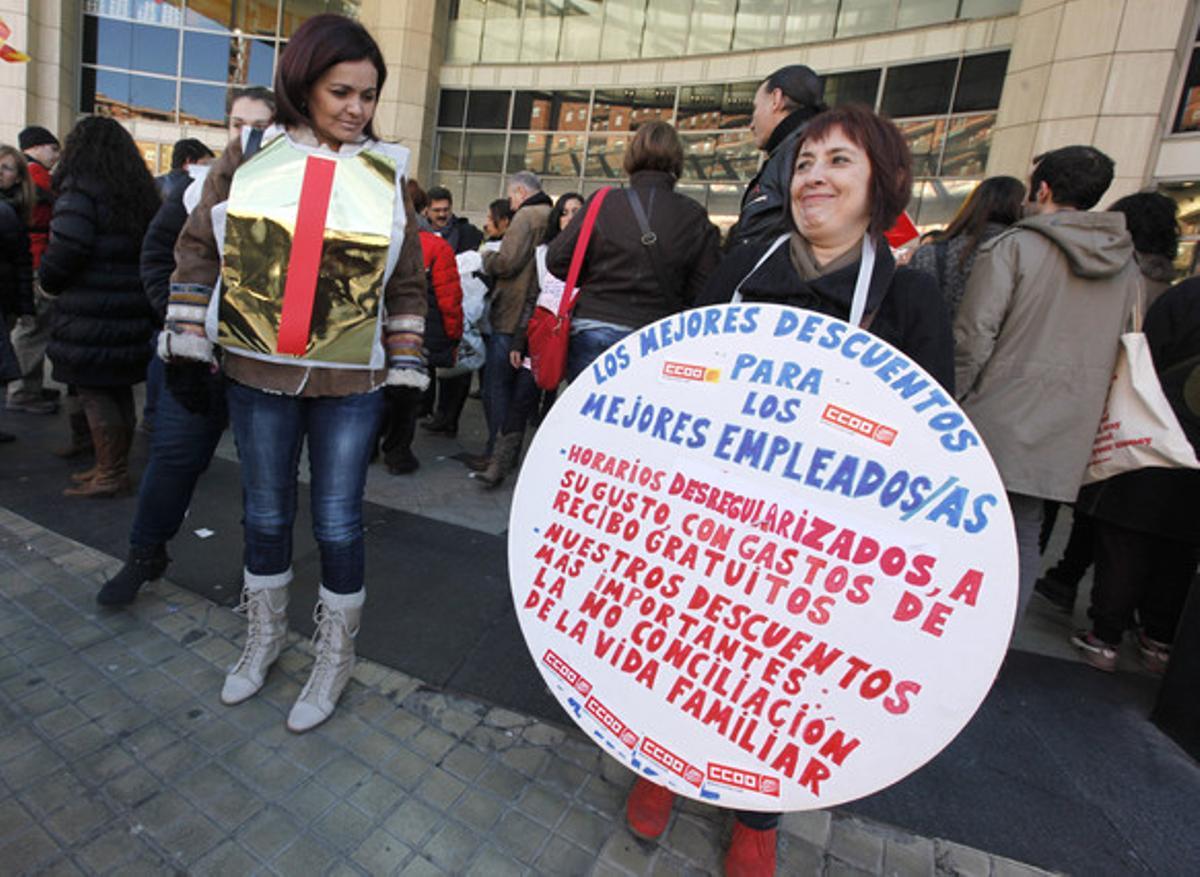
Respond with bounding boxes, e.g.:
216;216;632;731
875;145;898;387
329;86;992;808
379;180;463;474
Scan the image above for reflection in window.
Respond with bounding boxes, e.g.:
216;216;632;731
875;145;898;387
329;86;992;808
960;0;1021;17
911;178;979;230
955;52;1009;112
940;113;995;178
591;89;675;132
241;37;277;86
678;83;754;130
83;69;176;121
464;133;507;173
278;0;361;37
896;118;947;177
466;91;511;130
84;16;179;76
180;82;228;126
85;0;183;26
185;0;279;35
513;91;591;131
586;136;629;178
509;134;585;177
881;59;957;118
1174;48;1200;133
684;132;757;182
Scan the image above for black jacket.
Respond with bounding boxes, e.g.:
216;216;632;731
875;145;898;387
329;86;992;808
140;181;190;324
1077;277;1200;544
437;214;484;255
38;177;155;387
725;107;822;249
0;196;33;319
546;170;720;331
698;236;954;390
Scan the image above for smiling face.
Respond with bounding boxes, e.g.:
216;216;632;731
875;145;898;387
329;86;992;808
790;126;872;254
306;58;378;149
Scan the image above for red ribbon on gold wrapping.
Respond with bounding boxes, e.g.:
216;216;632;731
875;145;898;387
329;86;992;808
276;154;337;356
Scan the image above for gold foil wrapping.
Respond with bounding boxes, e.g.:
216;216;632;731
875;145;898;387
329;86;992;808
219;137;397;366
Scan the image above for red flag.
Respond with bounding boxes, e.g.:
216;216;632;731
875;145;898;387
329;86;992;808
884;211;919;249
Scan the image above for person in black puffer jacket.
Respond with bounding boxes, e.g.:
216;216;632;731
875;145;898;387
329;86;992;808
38;116;159;498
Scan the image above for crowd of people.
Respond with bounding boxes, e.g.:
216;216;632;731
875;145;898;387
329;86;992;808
2;12;1197;876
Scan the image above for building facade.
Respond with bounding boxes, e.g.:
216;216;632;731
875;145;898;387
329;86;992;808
1;0;1197;267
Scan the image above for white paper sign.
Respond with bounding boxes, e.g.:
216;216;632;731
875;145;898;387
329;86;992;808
508;304;1017;811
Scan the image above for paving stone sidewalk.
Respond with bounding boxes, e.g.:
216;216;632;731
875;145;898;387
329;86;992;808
0;507;1055;876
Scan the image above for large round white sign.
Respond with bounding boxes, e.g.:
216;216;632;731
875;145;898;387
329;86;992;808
509;304;1017;811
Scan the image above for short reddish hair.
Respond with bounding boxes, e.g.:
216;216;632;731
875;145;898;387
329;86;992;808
793;104;912;236
274;14;387;140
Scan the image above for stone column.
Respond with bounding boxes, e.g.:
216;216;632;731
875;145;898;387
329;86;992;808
357;0;448;186
0;0;79;148
987;0;1192;200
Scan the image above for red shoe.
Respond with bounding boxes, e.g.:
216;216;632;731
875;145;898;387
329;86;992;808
625;777;675;840
724;821;777;877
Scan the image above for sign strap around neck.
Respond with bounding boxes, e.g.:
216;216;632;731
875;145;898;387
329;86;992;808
560;187;611;319
848;234;877;328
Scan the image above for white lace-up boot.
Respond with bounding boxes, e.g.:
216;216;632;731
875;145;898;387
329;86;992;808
221;569;291;706
287;586;362;733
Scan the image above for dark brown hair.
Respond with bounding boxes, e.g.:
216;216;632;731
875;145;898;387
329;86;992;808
793;104;912;236
623;121;684;179
406;179;428;214
273;14;387;140
928;175;1025;255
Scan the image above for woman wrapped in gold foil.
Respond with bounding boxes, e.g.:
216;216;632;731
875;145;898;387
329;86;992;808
160;14;427;733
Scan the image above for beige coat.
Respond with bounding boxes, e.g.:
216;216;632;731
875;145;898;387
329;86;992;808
955;211;1139;502
483;196;551;335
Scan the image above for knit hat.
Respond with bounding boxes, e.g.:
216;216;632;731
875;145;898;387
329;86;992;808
763;65;825;111
19;126;59;151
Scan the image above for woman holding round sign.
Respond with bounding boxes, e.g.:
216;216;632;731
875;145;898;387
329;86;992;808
614;103;949;874
699;103;953;391
163;15;427;733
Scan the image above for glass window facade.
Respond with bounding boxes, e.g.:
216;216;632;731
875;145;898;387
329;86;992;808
446;0;1019;63
80;0;358;128
434;51;1009;227
1173;23;1200;133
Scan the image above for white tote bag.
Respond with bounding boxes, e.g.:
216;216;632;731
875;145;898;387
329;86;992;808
1083;288;1200;484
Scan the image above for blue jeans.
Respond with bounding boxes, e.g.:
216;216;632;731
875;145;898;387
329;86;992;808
483;332;515;455
567;326;632;384
143;335;162;428
130;356;227;549
226;383;384;594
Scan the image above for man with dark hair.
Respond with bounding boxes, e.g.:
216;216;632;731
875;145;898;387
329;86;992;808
156;138;214;199
955;145;1140;628
726;64;825;249
227;87;276;139
7;125;60;414
427;185;483;254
